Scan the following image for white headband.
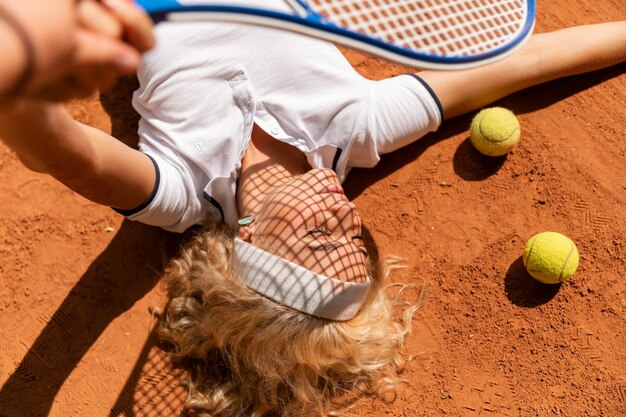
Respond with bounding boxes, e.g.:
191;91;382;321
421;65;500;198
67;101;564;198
233;238;371;321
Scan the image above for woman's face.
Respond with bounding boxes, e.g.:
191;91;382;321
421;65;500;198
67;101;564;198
247;168;369;283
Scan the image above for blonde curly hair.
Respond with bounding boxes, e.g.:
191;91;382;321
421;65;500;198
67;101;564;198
157;223;421;416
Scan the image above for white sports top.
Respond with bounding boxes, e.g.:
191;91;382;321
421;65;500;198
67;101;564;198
122;20;442;233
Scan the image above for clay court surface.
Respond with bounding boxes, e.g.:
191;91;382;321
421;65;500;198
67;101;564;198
0;1;625;416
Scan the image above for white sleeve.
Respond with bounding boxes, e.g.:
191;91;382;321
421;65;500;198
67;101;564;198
114;153;211;233
347;74;443;167
370;74;443;154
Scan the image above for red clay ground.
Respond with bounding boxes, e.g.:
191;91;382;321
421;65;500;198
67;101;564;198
1;1;625;416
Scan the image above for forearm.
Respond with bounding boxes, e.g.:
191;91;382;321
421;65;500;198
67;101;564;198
420;21;626;119
528;21;626;82
0;101;155;210
0;102;94;173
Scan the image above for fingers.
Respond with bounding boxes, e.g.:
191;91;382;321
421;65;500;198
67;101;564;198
40;0;154;101
101;0;156;52
24;0;154;101
77;0;155;52
77;0;123;39
75;0;154;72
73;30;142;96
30;30;140;101
74;25;142;73
74;27;140;80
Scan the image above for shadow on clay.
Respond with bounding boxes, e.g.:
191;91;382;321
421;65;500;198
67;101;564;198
504;256;561;307
0;220;179;417
346;63;626;198
108;331;188;417
452;138;507;181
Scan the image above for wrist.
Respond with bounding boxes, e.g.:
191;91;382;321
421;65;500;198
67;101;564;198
0;99;45;126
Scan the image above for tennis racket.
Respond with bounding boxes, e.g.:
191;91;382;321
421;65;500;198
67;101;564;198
136;0;536;70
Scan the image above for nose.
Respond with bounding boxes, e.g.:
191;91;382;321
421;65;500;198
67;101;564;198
330;201;357;214
327;201;361;235
312;167;341;184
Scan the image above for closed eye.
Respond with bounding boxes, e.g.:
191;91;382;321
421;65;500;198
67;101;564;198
305;229;369;257
304;227;331;237
310;242;341;251
352;234;369;257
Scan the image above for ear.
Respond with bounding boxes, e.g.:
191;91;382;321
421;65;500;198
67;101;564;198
236;223;255;242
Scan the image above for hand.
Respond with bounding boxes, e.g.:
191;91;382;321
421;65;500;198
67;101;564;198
1;0;155;102
29;0;155;101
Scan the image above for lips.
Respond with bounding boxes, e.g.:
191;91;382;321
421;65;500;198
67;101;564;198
320;184;344;195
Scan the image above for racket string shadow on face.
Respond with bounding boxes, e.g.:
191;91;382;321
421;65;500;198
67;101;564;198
243;166;371;286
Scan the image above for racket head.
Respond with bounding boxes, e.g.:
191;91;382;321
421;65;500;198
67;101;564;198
137;0;536;70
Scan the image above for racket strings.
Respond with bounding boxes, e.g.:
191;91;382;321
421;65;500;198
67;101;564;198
309;0;528;57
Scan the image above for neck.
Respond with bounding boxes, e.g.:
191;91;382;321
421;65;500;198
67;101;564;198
237;125;310;216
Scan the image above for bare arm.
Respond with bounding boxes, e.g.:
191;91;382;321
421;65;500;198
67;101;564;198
419;21;626;119
0;101;155;210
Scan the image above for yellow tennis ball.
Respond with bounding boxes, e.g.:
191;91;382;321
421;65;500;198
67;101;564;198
523;232;579;284
469;107;520;156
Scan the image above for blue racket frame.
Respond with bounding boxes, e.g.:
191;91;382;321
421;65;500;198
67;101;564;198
136;0;536;68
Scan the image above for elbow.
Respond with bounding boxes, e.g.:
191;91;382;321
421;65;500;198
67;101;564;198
48;156;99;185
16;153;54;174
34;145;100;186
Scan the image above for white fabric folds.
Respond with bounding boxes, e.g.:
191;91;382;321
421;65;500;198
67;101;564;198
234;238;371;321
